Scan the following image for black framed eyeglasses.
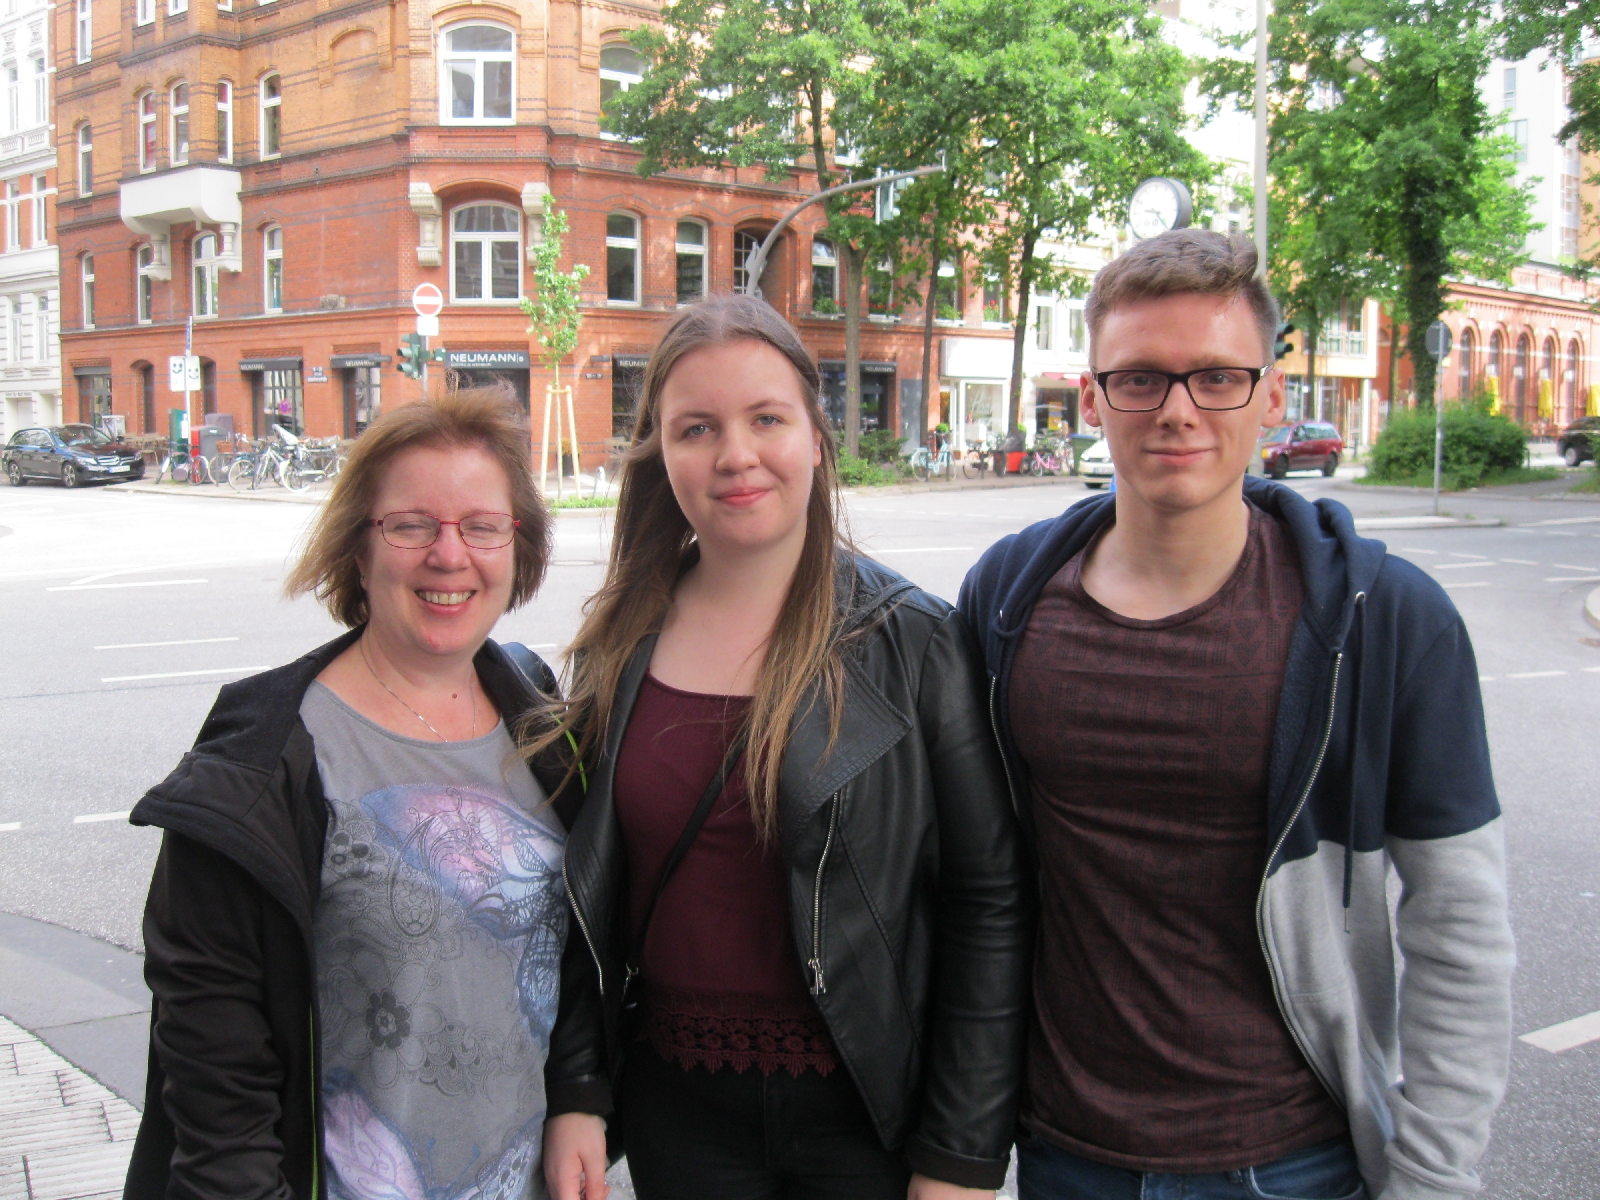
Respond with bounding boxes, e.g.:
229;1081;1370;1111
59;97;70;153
367;511;519;549
1093;366;1273;412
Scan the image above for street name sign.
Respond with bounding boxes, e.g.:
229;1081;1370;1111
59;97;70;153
1425;321;1453;360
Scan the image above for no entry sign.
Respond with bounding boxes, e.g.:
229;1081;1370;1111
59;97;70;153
411;283;444;318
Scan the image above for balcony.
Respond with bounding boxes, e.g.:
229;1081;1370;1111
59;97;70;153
119;167;243;279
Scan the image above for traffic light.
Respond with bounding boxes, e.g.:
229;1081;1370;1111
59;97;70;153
1274;321;1296;361
398;333;426;379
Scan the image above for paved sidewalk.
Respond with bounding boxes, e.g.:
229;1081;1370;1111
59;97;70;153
0;1016;139;1200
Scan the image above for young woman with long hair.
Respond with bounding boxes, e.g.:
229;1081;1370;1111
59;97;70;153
532;294;1030;1200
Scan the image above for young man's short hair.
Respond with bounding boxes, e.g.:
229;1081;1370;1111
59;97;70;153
1085;230;1282;367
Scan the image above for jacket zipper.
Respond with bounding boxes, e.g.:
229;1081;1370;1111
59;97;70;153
989;675;1022;826
564;857;606;997
1255;650;1342;1099
808;793;840;995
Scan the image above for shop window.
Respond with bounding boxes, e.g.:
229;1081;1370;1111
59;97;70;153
141;363;155;432
263;225;283;312
75;0;90;63
259;73;281;159
442;24;514;123
606;212;639;304
80;372;111;425
451;203;521;302
599;44;644;138
138;91;157;172
170;82;190;165
80;255;94;328
344;366;381;437
193;232;220;318
812;237;837;310
613;362;643;438
216;81;233;163
136;244;155;323
77;124;92;196
261;368;304;435
675;219;705;304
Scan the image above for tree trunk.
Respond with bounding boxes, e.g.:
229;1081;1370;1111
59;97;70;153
1387;306;1402;412
841;242;865;457
1403;237;1447;410
1007;229;1038;443
919;220;943;447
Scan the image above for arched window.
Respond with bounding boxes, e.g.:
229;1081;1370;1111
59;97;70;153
450;203;520;302
1566;340;1581;421
812;237;837;309
80;255;94;328
76;124;92;197
675;219;705;304
216;81;233;163
1515;333;1531;421
599;44;644;137
170;82;189;165
136;244;155;323
259;73;281;159
263;225;283;312
733;229;761;295
1488;330;1502;380
1542;337;1556;382
138;90;157;171
605;213;640;304
1457;326;1474;400
441;24;513;123
193;232;220;318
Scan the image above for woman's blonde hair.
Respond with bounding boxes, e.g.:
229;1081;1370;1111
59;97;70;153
525;293;854;840
284;386;554;626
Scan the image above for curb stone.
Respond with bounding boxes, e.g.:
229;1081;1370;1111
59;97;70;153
1587;586;1600;632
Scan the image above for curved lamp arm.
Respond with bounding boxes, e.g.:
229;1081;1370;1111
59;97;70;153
744;164;945;299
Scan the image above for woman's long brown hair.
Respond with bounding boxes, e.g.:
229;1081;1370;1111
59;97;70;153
522;293;854;841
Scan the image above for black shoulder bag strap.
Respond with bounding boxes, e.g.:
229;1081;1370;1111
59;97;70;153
621;730;749;1013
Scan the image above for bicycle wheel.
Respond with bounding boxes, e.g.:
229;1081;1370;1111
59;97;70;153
227;457;255;491
281;464;312;493
171;458;191;484
962;452;984;479
190;456;214;485
911;451;930;482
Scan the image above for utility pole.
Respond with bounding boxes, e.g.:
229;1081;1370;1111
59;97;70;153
1254;0;1270;279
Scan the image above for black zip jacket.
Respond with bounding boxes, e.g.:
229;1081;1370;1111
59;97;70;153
122;628;575;1200
544;556;1032;1191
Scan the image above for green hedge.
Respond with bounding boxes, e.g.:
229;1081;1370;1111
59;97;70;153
1368;406;1527;488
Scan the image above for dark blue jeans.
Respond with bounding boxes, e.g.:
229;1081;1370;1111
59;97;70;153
1018;1133;1369;1200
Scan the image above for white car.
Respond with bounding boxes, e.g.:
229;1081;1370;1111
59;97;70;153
1079;437;1114;488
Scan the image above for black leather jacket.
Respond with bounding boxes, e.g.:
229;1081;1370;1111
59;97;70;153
545;557;1032;1190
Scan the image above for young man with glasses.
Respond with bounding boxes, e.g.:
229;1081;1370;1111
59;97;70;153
960;230;1512;1200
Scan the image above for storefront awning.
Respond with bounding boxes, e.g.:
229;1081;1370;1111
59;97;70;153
240;357;303;372
330;354;393;368
613;354;650;369
819;360;897;374
71;364;112;376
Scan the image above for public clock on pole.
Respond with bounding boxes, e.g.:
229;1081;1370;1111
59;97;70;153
1128;177;1194;240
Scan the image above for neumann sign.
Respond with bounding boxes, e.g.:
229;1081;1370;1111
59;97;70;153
445;350;530;369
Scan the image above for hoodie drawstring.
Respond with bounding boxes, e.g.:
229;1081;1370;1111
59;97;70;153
1341;592;1368;932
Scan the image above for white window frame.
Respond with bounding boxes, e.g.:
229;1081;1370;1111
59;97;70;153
80;255;94;329
1034;303;1053;351
31;292;46;361
167;0;186;15
5;61;18;134
733;229;760;295
170;82;190;166
1511;119;1529;164
259;73;281;159
598;44;644;140
263;224;283;312
4;182;18;253
605;212;640;305
136;0;153;25
77;124;92;196
29;174;44;246
674;219;705;305
216;80;233;163
30;55;44;127
448;202;522;304
75;0;90;64
0;298;11;362
193;232;220;318
138;91;157;172
136;244;155;323
8;295;21;361
439;23;515;125
216;0;231;11
811;237;838;308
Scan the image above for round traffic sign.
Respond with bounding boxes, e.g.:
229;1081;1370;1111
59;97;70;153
412;283;444;318
1424;320;1453;361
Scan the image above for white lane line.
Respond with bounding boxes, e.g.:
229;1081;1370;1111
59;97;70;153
1507;670;1567;679
869;546;975;555
1545;576;1600;583
94;636;240;650
1434;561;1497;570
1479;676;1495;682
1554;564;1599;572
1441;581;1491;589
1447;552;1489;560
1520;1009;1600;1053
49;578;208;592
1530;516;1600;526
1398;547;1439;555
1585;667;1600;673
73;811;131;825
1500;559;1541;566
101;665;269;683
64;558;236;588
0;822;19;832
1545;531;1580;537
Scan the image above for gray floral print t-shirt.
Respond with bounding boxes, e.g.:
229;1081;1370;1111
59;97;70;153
302;681;566;1200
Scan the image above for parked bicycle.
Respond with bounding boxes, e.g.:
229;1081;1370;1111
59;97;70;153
279;431;345;493
962;442;996;479
909;433;955;482
1024;436;1068;476
228;429;295;491
158;441;213;485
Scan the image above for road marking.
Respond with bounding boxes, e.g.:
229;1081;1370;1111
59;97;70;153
1546;576;1600;583
1530;516;1600;526
94;636;240;650
49;578;208;592
1447;552;1489;559
72;811;131;824
0;822;18;832
1544;531;1580;537
1440;581;1491;589
1479;676;1495;682
1520;1009;1600;1053
1398;547;1439;555
1584;667;1600;673
63;558;236;588
1434;561;1497;570
869;546;975;555
101;665;269;683
1500;559;1541;566
1554;564;1599;572
1507;670;1567;679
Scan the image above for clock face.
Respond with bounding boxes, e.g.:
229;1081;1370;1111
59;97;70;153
1129;178;1187;240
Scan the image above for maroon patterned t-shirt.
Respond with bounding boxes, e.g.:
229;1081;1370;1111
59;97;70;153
1010;503;1347;1172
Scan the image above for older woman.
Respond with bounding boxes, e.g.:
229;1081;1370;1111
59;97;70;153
123;389;572;1200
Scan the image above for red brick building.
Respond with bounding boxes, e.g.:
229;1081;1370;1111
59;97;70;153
53;0;1006;459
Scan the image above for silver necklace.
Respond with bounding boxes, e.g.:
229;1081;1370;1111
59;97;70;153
359;636;476;742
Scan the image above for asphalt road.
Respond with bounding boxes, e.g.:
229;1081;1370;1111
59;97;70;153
0;470;1596;1198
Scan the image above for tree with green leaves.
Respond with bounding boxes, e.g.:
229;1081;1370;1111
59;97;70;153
604;0;904;455
521;198;590;494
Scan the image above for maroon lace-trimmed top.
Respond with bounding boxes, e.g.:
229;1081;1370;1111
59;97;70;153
613;673;837;1077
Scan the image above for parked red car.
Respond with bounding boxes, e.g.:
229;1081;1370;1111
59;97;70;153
1259;421;1344;478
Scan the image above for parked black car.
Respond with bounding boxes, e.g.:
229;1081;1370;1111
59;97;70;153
3;425;146;487
1557;416;1599;467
